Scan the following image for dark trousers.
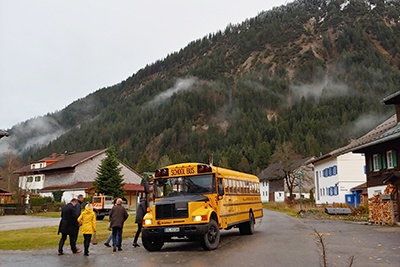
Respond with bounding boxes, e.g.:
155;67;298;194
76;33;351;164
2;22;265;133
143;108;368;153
83;234;92;255
58;233;78;253
133;223;142;244
112;227;123;248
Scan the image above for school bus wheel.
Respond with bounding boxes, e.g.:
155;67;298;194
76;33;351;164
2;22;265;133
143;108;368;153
142;237;164;252
239;211;255;235
200;219;220;251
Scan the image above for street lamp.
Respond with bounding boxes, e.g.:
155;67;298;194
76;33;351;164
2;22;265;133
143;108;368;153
296;171;303;212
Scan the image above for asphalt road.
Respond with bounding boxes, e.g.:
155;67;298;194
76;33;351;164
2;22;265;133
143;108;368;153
0;210;399;267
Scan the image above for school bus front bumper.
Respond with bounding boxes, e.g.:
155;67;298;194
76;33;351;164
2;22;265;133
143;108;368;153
142;223;209;239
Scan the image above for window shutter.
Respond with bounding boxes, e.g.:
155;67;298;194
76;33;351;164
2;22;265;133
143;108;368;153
378;154;382;169
392;150;397;167
369;157;373;171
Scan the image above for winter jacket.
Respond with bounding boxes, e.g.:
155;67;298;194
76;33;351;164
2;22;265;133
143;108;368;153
135;199;147;224
58;203;79;235
77;207;97;234
109;204;128;228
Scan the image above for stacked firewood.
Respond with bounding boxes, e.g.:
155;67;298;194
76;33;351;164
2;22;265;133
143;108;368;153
368;184;396;225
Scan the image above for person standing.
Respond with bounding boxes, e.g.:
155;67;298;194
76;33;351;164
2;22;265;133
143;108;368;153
74;194;84;251
109;198;128;252
58;198;82;255
77;203;97;256
132;197;147;247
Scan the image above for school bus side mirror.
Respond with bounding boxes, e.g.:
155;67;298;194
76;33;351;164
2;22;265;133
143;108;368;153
218;184;224;197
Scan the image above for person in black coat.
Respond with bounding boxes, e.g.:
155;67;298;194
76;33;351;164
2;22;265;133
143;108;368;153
58;198;82;255
132;197;147;247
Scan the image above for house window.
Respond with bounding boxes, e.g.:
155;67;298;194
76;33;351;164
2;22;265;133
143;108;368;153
27;176;33;183
35;176;41;182
333;165;337;175
386;150;397;169
372;154;381;171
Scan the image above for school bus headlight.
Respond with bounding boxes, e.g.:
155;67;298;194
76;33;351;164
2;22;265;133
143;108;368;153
192;215;207;222
144;219;153;225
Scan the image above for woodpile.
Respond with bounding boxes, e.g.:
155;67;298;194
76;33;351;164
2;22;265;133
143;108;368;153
368;184;398;225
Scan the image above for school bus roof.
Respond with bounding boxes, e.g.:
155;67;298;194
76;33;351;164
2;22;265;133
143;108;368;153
159;162;259;182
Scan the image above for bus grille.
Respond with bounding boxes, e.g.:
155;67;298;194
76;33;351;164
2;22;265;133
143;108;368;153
155;203;188;219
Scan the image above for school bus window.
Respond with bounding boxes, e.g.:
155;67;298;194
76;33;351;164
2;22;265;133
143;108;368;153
224;179;229;192
229;179;233;194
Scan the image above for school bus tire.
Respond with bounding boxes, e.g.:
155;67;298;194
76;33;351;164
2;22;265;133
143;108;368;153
239;211;255;235
200;219;220;251
142;237;164;252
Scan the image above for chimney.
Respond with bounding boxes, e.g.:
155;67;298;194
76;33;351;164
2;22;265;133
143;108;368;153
51;153;57;159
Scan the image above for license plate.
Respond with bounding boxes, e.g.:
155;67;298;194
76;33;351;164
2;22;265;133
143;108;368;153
164;227;180;233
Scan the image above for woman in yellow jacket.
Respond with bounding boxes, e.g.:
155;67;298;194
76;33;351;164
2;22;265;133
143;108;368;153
77;203;97;256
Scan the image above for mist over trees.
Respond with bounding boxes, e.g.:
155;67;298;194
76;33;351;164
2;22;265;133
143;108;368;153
2;0;400;175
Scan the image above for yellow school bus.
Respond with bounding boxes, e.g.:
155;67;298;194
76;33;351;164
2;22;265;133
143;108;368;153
142;162;263;251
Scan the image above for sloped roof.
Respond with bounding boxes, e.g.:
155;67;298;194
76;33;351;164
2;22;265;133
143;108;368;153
257;157;312;181
15;149;106;174
123;184;144;192
350;182;367;192
311;114;397;164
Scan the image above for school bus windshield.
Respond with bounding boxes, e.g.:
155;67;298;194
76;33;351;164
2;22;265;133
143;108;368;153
155;174;215;197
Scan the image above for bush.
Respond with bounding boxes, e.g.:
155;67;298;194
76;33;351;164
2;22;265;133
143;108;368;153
353;204;369;216
29;196;52;206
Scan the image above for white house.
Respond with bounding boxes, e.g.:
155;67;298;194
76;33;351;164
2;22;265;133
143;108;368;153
15;149;143;204
312;152;366;205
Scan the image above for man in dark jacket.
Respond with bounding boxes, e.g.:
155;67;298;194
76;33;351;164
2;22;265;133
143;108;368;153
109;198;129;252
58;198;82;255
132;197;147;247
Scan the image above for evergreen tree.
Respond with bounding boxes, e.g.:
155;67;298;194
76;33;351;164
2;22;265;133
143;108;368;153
94;146;125;198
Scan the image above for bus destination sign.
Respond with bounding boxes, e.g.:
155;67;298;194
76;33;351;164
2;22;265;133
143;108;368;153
170;166;196;176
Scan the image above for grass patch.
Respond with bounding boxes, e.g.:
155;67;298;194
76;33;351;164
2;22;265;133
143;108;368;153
30;211;61;218
263;202;302;217
0;216;137;250
263;202;369;222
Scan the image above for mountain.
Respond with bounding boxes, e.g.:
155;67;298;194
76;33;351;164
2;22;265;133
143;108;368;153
2;0;400;175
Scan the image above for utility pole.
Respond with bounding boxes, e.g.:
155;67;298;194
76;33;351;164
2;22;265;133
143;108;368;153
296;171;303;212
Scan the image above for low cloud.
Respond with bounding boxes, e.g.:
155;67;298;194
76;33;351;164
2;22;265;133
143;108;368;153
347;112;393;139
290;79;350;100
147;77;199;106
0;116;66;158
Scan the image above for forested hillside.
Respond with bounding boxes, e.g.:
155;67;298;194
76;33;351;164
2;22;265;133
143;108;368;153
4;0;400;175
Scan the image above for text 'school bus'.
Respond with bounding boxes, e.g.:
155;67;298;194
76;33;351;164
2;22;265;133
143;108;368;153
142;162;263;251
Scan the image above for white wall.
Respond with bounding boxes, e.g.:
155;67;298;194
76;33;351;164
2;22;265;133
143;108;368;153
367;185;387;199
260;180;269;202
314;152;366;204
19;174;45;194
274;191;285;202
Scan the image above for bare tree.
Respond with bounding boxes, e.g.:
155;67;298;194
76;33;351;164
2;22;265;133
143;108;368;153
0;148;23;192
271;141;302;201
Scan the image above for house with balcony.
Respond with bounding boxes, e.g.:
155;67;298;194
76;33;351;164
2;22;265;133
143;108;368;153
310;112;400;206
15;149;143;207
351;91;400;223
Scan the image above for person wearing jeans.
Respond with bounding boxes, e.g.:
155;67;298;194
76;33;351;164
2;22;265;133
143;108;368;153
109;198;128;252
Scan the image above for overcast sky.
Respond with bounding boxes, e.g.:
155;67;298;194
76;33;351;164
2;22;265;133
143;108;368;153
0;0;290;130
